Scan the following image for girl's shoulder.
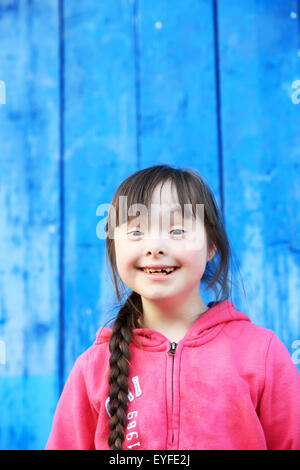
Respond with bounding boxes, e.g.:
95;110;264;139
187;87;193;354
224;314;296;369
71;328;112;373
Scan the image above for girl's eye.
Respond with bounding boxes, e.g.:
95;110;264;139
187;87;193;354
127;229;185;238
128;230;143;237
170;229;185;236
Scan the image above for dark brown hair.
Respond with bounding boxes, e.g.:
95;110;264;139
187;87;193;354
104;164;242;449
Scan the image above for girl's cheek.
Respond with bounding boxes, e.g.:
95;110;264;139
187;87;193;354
115;244;130;273
116;244;138;273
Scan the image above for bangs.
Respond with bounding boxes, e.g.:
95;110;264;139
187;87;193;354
110;167;207;229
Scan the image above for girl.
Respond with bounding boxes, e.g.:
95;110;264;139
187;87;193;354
46;164;300;450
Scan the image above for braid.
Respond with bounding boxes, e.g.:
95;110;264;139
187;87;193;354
107;291;143;450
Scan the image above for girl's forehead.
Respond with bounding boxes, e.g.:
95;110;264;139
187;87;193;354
126;201;196;227
129;204;185;223
139;181;186;215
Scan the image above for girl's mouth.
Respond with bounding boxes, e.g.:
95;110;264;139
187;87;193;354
136;267;180;280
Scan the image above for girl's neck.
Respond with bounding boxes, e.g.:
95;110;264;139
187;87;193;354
139;288;209;342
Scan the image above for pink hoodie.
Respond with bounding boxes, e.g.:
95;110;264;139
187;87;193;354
45;300;300;450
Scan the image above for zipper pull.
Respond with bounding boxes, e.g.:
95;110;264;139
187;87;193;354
167;342;177;356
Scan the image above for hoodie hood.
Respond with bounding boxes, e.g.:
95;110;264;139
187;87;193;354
94;299;251;349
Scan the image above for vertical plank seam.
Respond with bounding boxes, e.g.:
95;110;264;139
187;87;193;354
58;0;65;396
212;0;225;221
132;0;142;169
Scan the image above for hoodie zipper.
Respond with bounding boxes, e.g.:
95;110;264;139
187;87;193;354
167;341;177;446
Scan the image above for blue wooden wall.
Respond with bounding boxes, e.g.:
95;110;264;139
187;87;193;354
0;0;299;449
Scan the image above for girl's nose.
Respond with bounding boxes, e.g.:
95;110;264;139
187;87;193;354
144;247;165;256
143;237;167;256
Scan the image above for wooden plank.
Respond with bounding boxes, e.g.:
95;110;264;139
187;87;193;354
138;0;219;173
63;1;137;379
0;1;60;448
218;0;300;367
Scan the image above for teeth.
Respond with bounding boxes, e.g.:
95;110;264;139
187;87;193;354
142;267;176;274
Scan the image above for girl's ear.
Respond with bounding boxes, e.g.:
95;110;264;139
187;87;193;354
207;243;217;262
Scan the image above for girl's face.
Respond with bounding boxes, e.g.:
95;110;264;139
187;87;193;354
113;181;215;303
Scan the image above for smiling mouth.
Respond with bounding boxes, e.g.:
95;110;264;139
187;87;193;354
137;267;180;275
